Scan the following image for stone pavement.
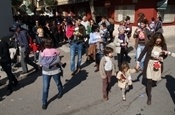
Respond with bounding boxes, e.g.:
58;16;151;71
0;36;175;115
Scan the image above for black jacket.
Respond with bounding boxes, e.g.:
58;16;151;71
0;40;11;63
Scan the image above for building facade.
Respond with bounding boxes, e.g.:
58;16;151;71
55;0;175;26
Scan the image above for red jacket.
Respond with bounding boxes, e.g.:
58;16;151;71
66;25;74;39
31;43;39;52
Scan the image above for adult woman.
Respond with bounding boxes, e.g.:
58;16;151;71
39;38;64;110
133;19;150;70
136;32;168;105
87;25;99;62
114;21;129;69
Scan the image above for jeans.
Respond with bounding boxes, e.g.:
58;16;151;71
42;74;63;105
136;44;146;70
70;42;83;72
20;47;38;72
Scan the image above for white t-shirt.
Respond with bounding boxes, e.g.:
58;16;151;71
104;56;113;71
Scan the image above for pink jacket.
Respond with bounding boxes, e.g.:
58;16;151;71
40;48;60;57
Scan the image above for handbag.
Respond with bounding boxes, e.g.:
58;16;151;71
153;61;161;71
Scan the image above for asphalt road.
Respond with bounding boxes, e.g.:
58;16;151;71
0;37;175;115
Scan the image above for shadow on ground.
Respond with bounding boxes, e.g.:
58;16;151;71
163;75;175;105
47;70;89;106
0;69;41;101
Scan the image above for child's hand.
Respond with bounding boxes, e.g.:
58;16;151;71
120;79;125;83
158;57;163;62
62;63;66;68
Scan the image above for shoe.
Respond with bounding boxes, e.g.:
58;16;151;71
58;92;63;99
122;97;126;101
20;71;28;75
103;97;109;101
94;68;99;72
6;89;13;96
147;100;151;105
42;104;47;110
94;64;97;67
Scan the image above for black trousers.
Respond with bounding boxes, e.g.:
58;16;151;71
1;62;18;89
146;79;157;101
117;47;128;69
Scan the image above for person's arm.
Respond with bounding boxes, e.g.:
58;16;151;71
170;52;175;57
164;51;175;58
129;68;139;74
99;57;106;79
162;43;168;59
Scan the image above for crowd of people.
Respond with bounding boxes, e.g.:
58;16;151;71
0;12;173;110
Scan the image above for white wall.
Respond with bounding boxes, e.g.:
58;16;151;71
0;0;13;38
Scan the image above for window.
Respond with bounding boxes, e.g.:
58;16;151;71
158;5;175;23
114;5;135;23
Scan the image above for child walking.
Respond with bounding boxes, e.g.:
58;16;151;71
39;38;66;110
31;39;40;63
117;62;138;101
99;47;116;101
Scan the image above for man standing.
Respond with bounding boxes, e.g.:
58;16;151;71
70;17;86;76
15;26;39;74
0;39;18;95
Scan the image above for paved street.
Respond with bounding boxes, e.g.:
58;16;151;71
0;37;175;115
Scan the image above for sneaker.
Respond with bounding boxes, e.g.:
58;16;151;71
122;96;126;101
42;104;47;110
